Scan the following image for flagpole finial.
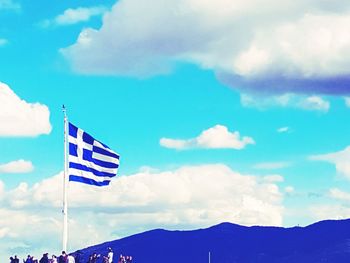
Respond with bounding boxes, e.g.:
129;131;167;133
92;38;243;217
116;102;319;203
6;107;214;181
62;105;67;119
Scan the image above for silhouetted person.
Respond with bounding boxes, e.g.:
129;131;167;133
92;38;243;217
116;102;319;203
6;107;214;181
117;255;126;263
107;247;113;263
58;251;67;263
88;253;100;263
24;255;33;263
51;255;58;263
39;253;49;263
67;254;75;263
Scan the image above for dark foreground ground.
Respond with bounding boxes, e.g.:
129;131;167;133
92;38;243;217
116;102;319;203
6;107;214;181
74;219;350;263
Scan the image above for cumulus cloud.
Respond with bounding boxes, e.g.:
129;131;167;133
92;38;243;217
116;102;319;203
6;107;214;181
0;164;284;261
329;188;350;201
309;204;350;222
0;160;33;174
241;93;330;112
160;125;255;150
41;6;107;27
0;205;107;263
5;165;283;223
308;187;350;224
310;146;350;179
62;0;350;94
0;82;51;136
298;96;330;112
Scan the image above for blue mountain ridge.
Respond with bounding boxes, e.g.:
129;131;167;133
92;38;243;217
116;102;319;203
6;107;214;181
74;219;350;263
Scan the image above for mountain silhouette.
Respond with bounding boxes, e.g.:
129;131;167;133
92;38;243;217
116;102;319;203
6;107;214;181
74;219;350;263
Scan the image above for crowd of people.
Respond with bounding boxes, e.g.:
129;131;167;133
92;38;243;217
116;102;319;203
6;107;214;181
116;255;133;263
10;251;76;263
9;247;132;263
86;248;133;263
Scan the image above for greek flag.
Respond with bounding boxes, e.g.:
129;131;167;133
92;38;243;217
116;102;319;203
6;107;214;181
68;122;120;186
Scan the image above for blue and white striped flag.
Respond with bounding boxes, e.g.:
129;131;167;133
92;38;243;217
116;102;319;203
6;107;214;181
68;122;120;186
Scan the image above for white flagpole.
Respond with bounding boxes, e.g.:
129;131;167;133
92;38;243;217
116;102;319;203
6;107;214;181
62;105;69;252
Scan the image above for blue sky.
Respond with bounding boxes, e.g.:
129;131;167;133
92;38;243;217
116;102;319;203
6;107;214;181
2;0;350;260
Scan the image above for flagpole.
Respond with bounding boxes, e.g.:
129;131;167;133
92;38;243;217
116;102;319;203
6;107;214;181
62;105;68;252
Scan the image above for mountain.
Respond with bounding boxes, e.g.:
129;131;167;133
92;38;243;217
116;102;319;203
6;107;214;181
74;219;350;263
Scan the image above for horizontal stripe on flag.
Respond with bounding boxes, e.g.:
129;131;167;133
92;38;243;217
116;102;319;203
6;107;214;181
69;165;113;181
69;162;116;177
69;168;111;185
69;167;112;182
93;144;119;159
69;144;119;167
69;155;118;174
93;139;113;151
92;151;119;164
69;175;111;187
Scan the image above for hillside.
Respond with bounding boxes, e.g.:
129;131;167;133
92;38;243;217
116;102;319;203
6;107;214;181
74;219;350;263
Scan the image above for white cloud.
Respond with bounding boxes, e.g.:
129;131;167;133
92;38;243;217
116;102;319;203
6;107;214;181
298;96;330;112
6;165;283;221
0;160;33;174
329;188;350;202
62;0;350;94
0;164;284;261
160;125;255;150
0;82;51;136
0;206;93;262
240;93;291;109
309;204;350;222
231;13;350;79
284;186;295;194
241;93;330;112
310;146;350;179
262;174;284;183
41;6;107;27
319;188;350;221
277;127;290;133
254;162;290;170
